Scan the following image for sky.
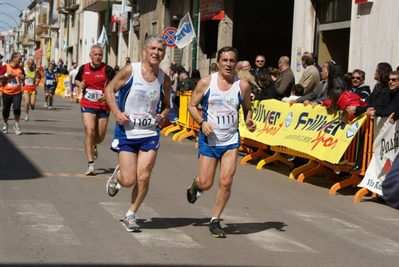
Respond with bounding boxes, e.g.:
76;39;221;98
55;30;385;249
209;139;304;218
0;0;34;31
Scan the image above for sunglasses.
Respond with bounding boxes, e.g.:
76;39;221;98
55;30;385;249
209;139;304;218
352;76;361;80
389;78;399;82
256;60;264;63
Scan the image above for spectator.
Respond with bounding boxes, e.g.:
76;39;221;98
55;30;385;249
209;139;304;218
281;84;304;102
298;52;320;95
191;69;201;86
179;73;196;91
209;62;218;74
241;60;251;71
251;70;278;101
275;56;295;98
348;69;371;101
114;65;120;73
125;57;131;65
237;69;260;92
250;55;266;86
291;61;344;106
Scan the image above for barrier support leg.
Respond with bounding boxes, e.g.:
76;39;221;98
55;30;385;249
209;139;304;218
297;163;341;183
354;187;370;202
162;123;181;136
177;129;195;142
241;149;270;165
289;159;316;179
329;173;361;195
256;152;295;170
172;128;189;141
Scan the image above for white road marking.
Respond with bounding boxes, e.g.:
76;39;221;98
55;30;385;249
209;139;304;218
100;202;202;248
288;211;399;255
2;200;81;245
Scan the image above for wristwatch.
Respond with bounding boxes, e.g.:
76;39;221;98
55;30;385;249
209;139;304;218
199;120;205;130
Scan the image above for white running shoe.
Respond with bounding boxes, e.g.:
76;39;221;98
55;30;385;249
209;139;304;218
14;124;21;135
44;102;48;108
85;164;95;176
106;165;121;197
2;123;8;134
24;115;29;121
123;214;140;232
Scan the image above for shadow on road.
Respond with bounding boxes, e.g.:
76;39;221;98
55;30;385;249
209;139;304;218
138;217;287;235
0;133;42;180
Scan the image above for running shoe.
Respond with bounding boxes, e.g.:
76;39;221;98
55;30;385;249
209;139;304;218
106;165;121;197
24;115;29;121
48;105;52;110
209;219;226;238
186;174;203;204
44;102;48;108
14;124;21;135
85;164;95;176
94;146;98;160
2;123;8;134
123;214;141;232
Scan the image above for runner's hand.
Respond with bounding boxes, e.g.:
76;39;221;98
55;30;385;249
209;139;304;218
115;111;130;125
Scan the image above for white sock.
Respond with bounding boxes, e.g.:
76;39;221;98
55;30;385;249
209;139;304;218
210;217;218;222
126;210;135;217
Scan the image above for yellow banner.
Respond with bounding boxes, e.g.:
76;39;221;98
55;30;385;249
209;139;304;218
239;99;367;164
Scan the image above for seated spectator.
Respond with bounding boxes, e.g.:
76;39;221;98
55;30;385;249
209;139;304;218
281;84;304;102
251;70;278;101
179;73;196;91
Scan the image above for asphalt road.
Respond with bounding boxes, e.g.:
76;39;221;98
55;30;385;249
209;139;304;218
1;90;399;267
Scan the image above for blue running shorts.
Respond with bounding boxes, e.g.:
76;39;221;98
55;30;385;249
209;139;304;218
111;135;160;153
81;107;110;118
198;138;240;159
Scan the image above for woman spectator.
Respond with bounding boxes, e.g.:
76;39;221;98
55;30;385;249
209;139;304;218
251;70;278;101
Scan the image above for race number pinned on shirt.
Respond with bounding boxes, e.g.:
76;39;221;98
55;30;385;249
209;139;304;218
84;88;102;102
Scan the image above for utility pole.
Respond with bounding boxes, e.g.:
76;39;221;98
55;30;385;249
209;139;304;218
66;0;70;68
192;0;199;70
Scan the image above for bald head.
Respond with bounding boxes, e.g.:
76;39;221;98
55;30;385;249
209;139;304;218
278;56;290;71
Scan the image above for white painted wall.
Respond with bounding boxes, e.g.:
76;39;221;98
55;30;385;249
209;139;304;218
291;0;317;83
81;11;100;65
349;0;399;87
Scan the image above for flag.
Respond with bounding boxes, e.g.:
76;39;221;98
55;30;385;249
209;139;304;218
97;25;108;47
175;12;196;49
46;39;51;60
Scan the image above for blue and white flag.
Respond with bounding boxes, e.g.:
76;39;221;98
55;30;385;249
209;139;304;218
175;12;196;49
97;25;108;47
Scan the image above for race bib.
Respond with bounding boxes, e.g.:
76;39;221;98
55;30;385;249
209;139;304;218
45;79;54;86
84;88;102;102
213;110;238;130
129;113;155;129
25;78;34;86
7;77;19;86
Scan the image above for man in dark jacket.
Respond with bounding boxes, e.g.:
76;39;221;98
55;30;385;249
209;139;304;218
349;69;371;101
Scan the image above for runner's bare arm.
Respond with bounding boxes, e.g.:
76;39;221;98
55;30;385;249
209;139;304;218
240;79;256;132
105;64;133;125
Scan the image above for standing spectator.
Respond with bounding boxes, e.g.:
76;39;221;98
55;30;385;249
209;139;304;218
250;55;266;86
209;62;218;74
191;69;201;86
298;52;320;95
125;57;131;65
0;52;25;135
104;35;171;232
74;45;116;176
44;63;58;109
186;46;256;238
23;58;39;121
179;73;196;91
348;69;370;101
241;60;251;71
275;56;295;98
169;65;179;122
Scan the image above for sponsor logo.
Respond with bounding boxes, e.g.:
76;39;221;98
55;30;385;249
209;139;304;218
346;121;359;138
285;111;293;128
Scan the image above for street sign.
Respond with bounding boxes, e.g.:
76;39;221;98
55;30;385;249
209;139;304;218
162;27;177;48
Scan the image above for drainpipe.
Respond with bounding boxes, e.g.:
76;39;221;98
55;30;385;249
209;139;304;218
191;0;199;70
66;0;70;68
105;0;110;64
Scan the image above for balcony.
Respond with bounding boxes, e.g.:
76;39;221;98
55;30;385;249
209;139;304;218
57;0;80;14
81;0;121;12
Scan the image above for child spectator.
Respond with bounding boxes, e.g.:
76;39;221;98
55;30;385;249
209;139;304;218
281;84;304;102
